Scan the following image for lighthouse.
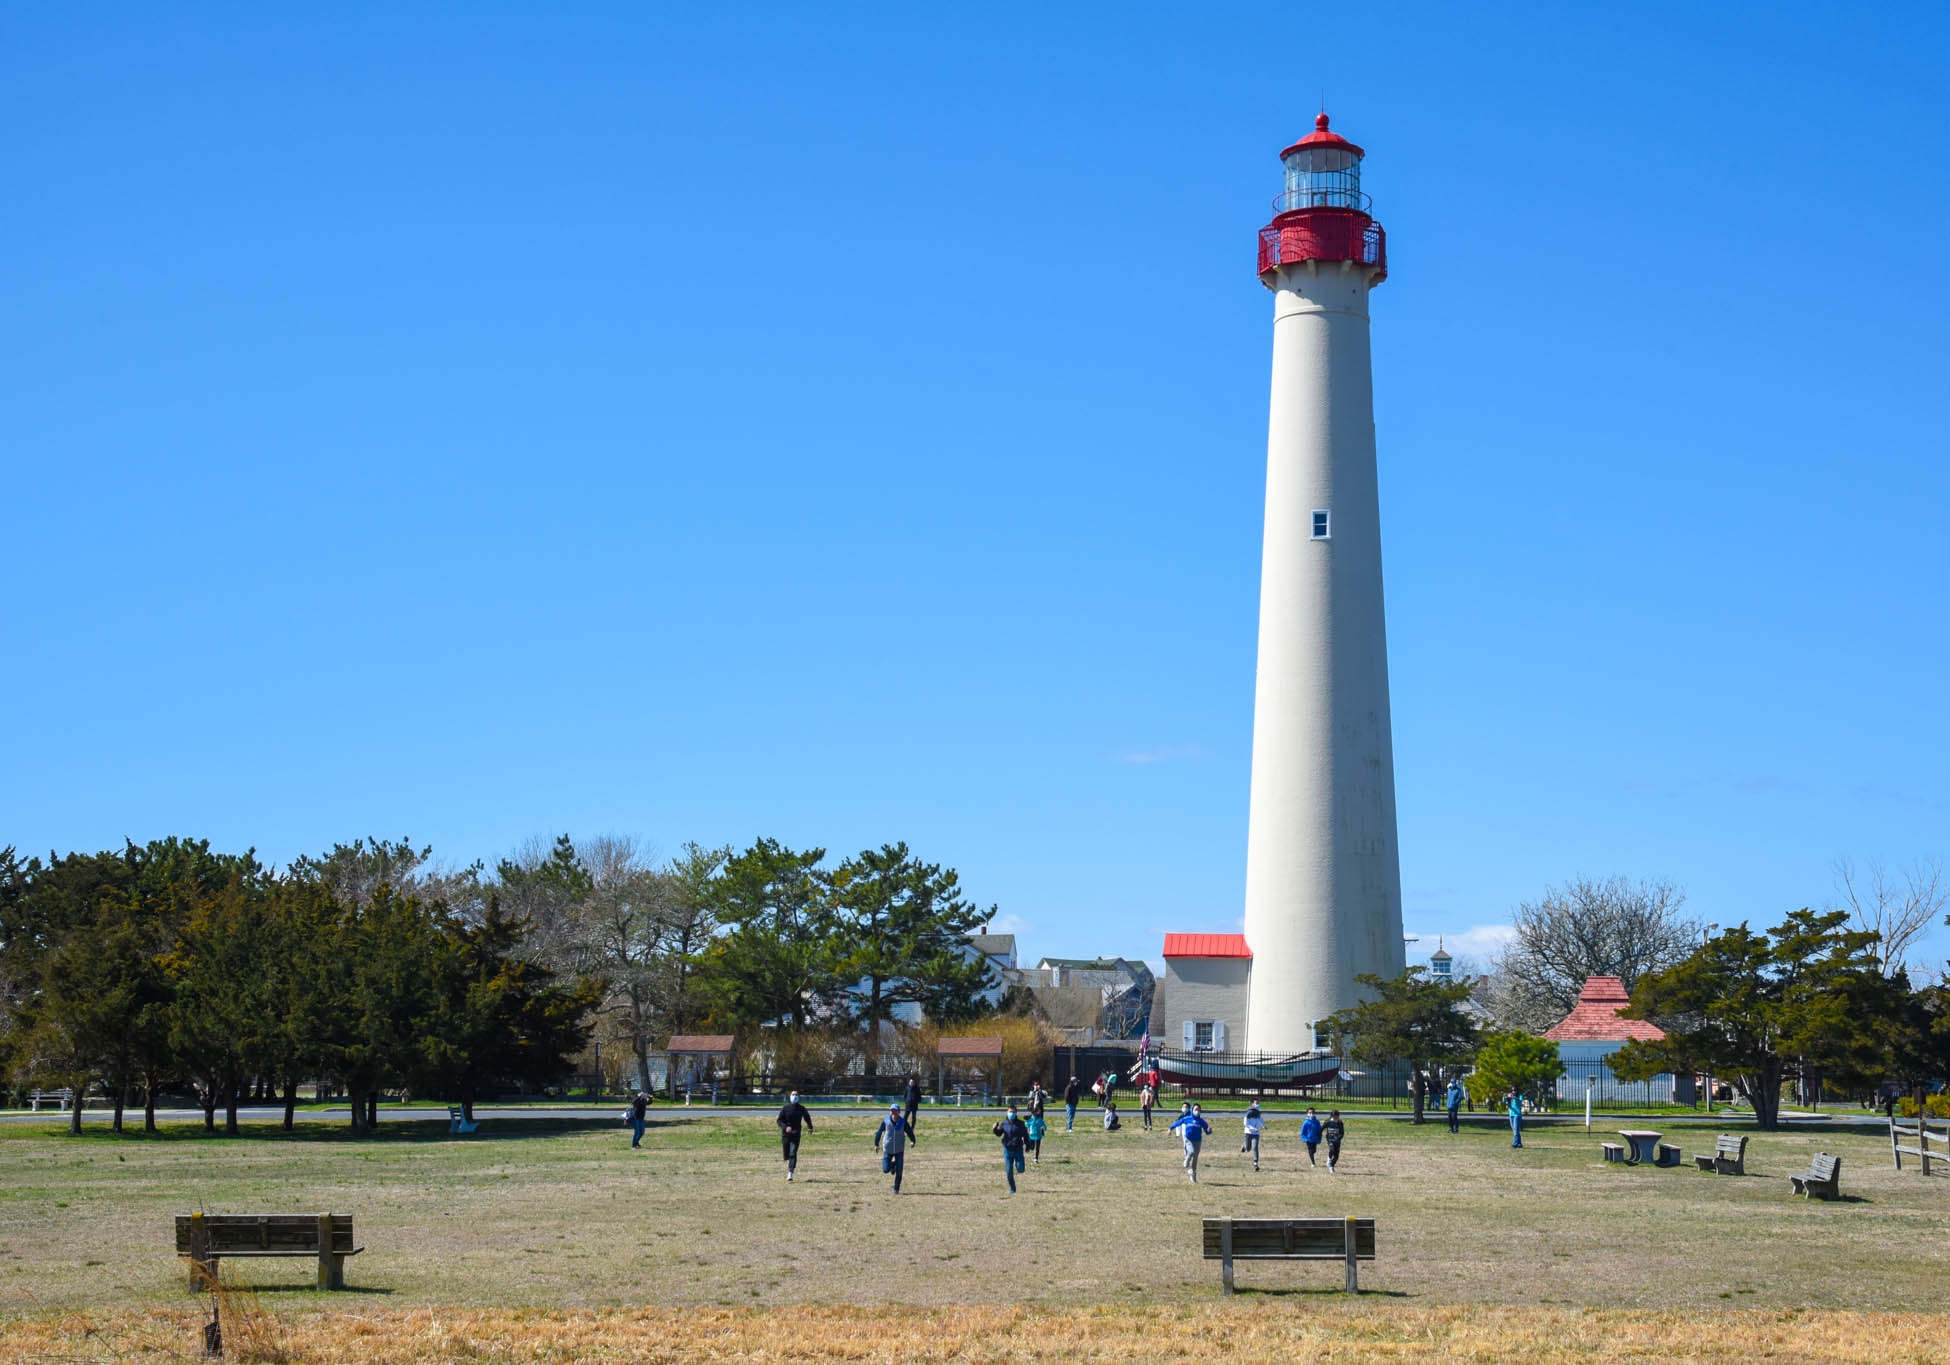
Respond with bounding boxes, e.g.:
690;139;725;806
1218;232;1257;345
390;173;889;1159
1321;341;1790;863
1239;113;1405;1054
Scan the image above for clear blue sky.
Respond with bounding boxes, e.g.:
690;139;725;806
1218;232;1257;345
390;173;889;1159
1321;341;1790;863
6;6;1947;975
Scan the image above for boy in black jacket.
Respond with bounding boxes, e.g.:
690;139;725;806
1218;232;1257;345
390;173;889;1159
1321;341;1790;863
776;1091;814;1181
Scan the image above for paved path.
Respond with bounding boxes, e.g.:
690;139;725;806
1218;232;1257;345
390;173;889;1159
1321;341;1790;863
0;1103;1894;1128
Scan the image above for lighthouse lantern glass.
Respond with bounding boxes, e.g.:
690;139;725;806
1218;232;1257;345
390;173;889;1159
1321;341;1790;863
1281;144;1363;212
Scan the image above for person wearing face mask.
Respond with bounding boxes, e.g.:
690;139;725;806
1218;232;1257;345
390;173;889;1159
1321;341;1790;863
1241;1100;1265;1171
874;1103;918;1193
992;1106;1032;1193
776;1090;815;1181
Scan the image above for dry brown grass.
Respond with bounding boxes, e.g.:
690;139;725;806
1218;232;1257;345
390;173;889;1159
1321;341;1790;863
0;1302;1939;1363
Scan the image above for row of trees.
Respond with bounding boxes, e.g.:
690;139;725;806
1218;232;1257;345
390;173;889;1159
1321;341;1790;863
1330;903;1950;1128
0;838;598;1135
0;832;1008;1132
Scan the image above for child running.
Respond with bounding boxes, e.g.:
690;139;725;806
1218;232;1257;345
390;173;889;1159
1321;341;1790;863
1139;1083;1156;1130
992;1105;1031;1193
1025;1107;1046;1164
1299;1106;1323;1165
873;1103;918;1193
775;1089;814;1181
1323;1109;1345;1172
1168;1102;1211;1182
1241;1100;1265;1171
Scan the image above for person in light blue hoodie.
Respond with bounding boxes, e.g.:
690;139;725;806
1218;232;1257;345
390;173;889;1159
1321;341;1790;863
874;1104;918;1192
1445;1078;1465;1134
1298;1106;1323;1166
1168;1103;1212;1182
1240;1101;1266;1171
1506;1090;1524;1148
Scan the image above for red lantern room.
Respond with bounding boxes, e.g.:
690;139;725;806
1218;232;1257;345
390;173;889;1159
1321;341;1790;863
1258;113;1387;285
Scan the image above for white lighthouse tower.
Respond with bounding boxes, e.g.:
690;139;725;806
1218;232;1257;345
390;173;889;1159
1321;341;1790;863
1240;113;1406;1055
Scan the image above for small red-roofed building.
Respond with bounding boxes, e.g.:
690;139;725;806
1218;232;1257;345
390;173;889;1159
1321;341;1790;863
1544;977;1695;1104
1156;933;1254;1056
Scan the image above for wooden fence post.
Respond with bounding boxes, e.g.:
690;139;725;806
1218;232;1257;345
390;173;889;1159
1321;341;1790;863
1344;1216;1359;1293
1891;1117;1902;1171
1219;1217;1234;1295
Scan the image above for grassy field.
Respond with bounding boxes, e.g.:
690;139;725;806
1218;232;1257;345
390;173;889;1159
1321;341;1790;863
1;1109;1944;1359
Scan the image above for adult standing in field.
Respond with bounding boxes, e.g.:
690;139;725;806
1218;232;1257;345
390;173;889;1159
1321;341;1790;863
903;1076;922;1131
1063;1076;1081;1132
1299;1107;1323;1166
1323;1110;1345;1172
874;1103;918;1193
1169;1103;1211;1182
1506;1090;1523;1148
1139;1083;1156;1130
1241;1100;1265;1171
993;1105;1032;1193
629;1091;650;1149
1445;1078;1465;1134
776;1090;814;1181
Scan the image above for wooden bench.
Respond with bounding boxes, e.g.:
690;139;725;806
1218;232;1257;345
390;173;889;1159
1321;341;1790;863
174;1213;362;1291
1789;1153;1841;1200
1693;1133;1748;1174
1201;1216;1375;1294
1600;1142;1626;1163
447;1105;478;1134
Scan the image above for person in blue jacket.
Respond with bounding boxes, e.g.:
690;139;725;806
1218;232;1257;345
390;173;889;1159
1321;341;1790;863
1299;1106;1324;1165
1445;1078;1465;1134
992;1106;1031;1193
1506;1090;1524;1148
1168;1102;1212;1182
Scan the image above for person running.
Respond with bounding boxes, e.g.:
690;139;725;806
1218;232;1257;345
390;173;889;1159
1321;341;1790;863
1139;1083;1156;1130
1063;1076;1081;1132
1299;1106;1323;1166
1323;1109;1345;1172
629;1090;650;1149
775;1090;814;1180
1506;1090;1524;1148
1241;1100;1265;1171
874;1103;917;1193
993;1105;1031;1192
1169;1102;1211;1182
1445;1077;1465;1134
903;1076;923;1131
1025;1108;1046;1164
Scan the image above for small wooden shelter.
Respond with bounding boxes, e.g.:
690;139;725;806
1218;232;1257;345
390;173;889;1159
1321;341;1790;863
663;1034;735;1100
936;1036;1004;1101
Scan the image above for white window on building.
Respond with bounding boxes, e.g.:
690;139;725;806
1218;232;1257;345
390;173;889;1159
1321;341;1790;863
1311;509;1331;540
1184;1020;1228;1052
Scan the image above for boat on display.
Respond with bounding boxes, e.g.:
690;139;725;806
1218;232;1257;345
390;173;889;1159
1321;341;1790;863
1147;1049;1346;1092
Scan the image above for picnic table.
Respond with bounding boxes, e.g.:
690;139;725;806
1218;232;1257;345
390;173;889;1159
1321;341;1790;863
1618;1130;1663;1165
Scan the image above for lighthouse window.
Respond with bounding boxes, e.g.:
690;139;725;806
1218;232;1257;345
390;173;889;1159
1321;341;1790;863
1193;1021;1216;1052
1311;509;1331;540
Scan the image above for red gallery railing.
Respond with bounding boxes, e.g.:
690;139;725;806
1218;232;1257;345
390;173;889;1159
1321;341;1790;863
1257;212;1387;281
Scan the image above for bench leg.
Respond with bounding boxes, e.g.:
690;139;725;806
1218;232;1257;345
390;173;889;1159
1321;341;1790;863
1220;1218;1234;1295
1344;1216;1359;1293
189;1255;218;1293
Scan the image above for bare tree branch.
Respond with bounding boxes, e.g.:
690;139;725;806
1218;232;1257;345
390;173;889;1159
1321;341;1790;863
1479;876;1698;1031
1831;856;1946;976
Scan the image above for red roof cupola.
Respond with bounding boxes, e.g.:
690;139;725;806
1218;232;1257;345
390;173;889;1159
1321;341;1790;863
1258;111;1387;285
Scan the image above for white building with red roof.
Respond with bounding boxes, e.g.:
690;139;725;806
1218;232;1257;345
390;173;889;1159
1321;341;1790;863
1156;933;1254;1055
1543;976;1695;1104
